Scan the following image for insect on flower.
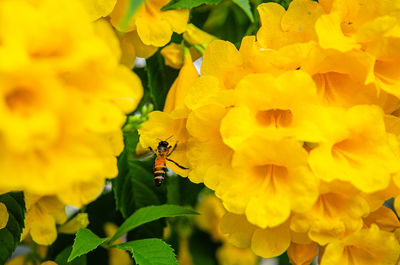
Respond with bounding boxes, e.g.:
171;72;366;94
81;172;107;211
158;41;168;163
149;137;188;187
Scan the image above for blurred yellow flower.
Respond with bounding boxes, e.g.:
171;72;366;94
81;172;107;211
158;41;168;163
22;194;67;245
0;202;8;229
104;222;133;265
195;193;226;242
216;243;258;265
0;0;142;206
58;213;89;234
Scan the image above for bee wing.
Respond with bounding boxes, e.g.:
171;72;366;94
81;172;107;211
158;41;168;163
129;150;155;161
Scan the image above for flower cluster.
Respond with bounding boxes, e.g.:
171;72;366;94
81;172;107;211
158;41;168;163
139;0;400;263
0;0;143;246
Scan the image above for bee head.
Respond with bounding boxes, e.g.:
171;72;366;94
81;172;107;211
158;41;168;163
158;141;169;148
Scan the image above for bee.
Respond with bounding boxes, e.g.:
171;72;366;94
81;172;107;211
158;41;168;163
149;137;188;187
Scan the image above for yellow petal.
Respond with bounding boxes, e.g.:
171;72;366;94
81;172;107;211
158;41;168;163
28;206;57;245
220;213;255;248
58;213;89;234
287;242;318;265
161;43;183;69
0;202;9;229
80;0;118;21
363;206;400;232
183;24;217;45
38;196;67;224
57;179;105;207
320;224;400;265
164;49;198;112
315;13;360;52
41;261;58;265
216;243;258;265
251;223;291;258
161;9;189;34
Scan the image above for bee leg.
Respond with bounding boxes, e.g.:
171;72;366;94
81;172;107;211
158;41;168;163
166;158;188;170
167;142;178;157
149;146;155;154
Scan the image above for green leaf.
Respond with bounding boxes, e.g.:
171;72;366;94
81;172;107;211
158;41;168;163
110;205;198;244
232;0;254;22
162;0;224;10
145;52;179;111
68;228;109;262
116;238;177;265
0;192;25;265
119;0;146;31
55;246;86;265
113;130;165;219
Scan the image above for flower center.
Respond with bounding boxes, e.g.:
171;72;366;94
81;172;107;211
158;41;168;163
253;164;289;192
256;109;292;128
331;138;364;166
5;87;37;116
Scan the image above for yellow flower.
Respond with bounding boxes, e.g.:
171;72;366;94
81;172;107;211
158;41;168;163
186;103;233;187
177;236;193;265
216;242;259;265
220;212;291;258
164;47;199;114
58;213;89;234
195;193;226;242
290;181;369;245
313;0;400;99
256;0;324;49
104;222;133;265
220;71;324;149
22;194;67;245
308;105;400;193
117;30;157;69
287;242;318;265
110;0;189;47
0;202;9;229
363;206;400;232
80;0;118;21
139;48;198;176
217;137;318;228
320;224;400;265
183;24;218;47
0;0;142;205
161;43;184;69
195;193;259;264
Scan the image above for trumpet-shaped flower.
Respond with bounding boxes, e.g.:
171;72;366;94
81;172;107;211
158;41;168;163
290;181;369;245
308;105;400;193
320;224;400;265
220;71;324;149
218;137;318;228
22;194;67;245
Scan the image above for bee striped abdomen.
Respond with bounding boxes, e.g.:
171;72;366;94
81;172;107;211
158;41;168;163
154;156;166;187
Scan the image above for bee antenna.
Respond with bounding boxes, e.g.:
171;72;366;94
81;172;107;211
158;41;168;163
157;138;162;141
164;135;173;141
